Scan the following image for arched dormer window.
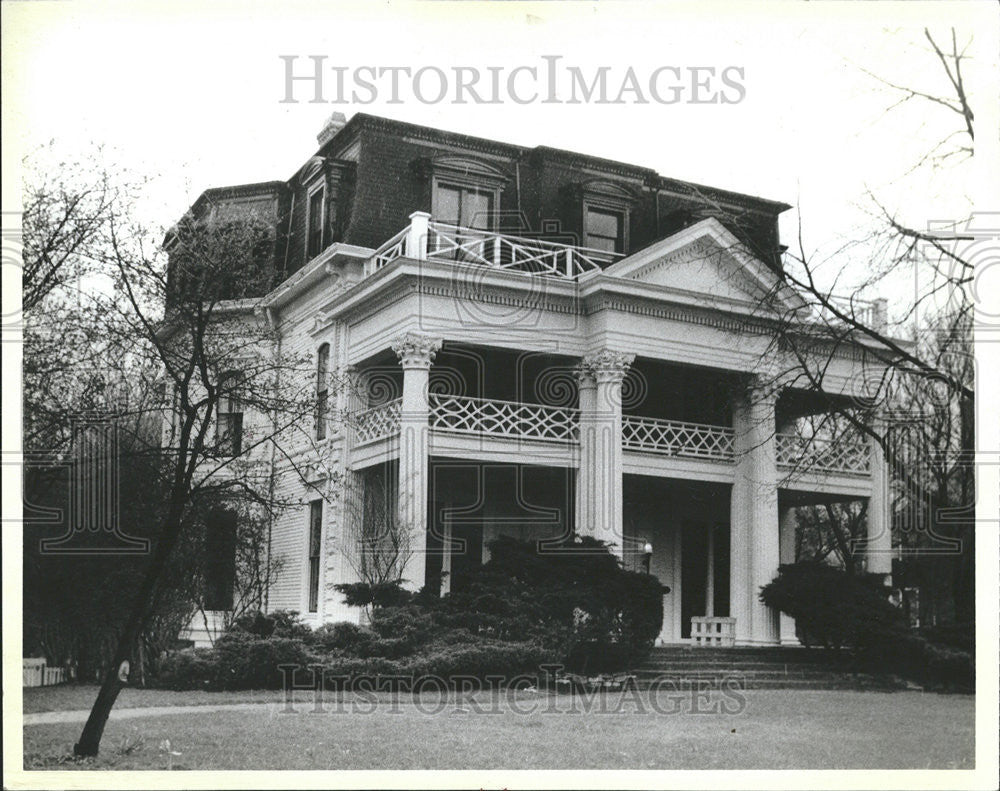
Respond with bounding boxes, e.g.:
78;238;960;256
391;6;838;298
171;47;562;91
315;343;330;440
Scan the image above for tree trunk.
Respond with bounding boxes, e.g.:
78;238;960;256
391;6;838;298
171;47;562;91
73;500;185;756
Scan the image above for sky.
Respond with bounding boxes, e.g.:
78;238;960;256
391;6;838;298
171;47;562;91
3;0;998;321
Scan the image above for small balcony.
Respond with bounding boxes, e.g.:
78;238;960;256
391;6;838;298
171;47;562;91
366;212;621;280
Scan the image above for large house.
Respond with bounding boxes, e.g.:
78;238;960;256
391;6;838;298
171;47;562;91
178;112;894;647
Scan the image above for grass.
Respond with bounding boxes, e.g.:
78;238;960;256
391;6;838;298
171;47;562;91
23;684;297;714
22;687;974;770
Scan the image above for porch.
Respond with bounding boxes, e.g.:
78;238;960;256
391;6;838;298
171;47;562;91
340;339;888;646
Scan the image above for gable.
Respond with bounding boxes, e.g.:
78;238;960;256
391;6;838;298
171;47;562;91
604;217;802;311
627;240;765;302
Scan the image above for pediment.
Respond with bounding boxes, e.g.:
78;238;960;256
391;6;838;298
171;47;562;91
604;218;802;312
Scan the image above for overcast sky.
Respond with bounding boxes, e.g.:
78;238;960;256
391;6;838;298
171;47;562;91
4;0;997;318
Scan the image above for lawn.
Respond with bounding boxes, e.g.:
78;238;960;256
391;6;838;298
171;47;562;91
22;687;974;770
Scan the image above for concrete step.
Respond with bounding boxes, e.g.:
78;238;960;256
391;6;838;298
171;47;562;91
629;677;899;691
625;646;896;691
632;668;862;679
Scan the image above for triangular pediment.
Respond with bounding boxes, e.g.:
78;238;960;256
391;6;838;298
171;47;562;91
605;218;802;312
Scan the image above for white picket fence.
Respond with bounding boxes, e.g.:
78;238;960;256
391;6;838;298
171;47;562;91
23;658;69;687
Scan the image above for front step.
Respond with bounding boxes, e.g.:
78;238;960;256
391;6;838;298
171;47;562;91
629;646;900;691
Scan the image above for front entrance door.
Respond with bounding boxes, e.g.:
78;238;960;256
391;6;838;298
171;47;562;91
680;521;730;638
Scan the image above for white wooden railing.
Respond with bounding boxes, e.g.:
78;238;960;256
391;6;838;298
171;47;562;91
621;416;735;461
429;394;580;442
776;433;871;475
347;394;871;479
352;398;402;445
813;295;888;332
690;617;736;647
366;212;618;279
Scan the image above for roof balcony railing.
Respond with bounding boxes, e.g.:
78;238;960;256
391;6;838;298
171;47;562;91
366;211;620;279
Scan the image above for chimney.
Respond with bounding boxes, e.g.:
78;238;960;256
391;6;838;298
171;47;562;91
317;112;347;147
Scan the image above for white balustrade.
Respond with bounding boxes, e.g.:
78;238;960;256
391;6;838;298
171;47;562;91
429;394;579;442
775;433;871;475
352;398;402;445
621;416;735;460
690;616;736;647
367;220;617;279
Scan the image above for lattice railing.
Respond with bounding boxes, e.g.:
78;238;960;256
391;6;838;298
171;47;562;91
366;218;618;279
352;398;402;445
368;226;409;271
426;223;614;278
621;416;734;460
429;394;579;442
776;433;871;475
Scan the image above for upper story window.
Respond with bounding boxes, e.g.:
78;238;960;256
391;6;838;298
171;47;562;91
307;185;325;259
434;183;494;231
216;371;244;457
424;155;508;234
584;206;625;254
579;180;636;256
315;343;330;441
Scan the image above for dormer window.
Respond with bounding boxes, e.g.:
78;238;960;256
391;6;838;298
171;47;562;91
580;180;636;256
424;155;507;234
434;183;494;231
585;206;625;254
307;185;325;259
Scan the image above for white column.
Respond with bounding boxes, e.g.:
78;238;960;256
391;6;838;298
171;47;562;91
574;366;597;538
778;505;799;645
391;332;441;592
705;526;715;618
406;211;431;260
866;419;893;577
730;378;780;645
576;350;634;554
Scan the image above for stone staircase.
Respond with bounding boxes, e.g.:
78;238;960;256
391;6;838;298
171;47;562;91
630;645;902;690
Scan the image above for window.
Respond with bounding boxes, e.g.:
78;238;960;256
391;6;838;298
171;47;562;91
315;344;330;440
434;183;494;231
216;371;244;456
307;500;322;613
204;511;237;611
306;186;325;258
584;206;625;254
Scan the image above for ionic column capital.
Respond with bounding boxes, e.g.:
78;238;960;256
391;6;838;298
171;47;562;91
391;333;442;369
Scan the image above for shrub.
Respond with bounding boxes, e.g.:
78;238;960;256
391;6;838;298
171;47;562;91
157;633;314;690
312;621;376;653
918;622;974;653
759;562;904;649
156;647;219;690
333;581;414;609
228;610;313;642
425;534;665;671
761;563;974;691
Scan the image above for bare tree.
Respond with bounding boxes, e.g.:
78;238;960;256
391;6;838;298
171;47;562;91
18;160;339;755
